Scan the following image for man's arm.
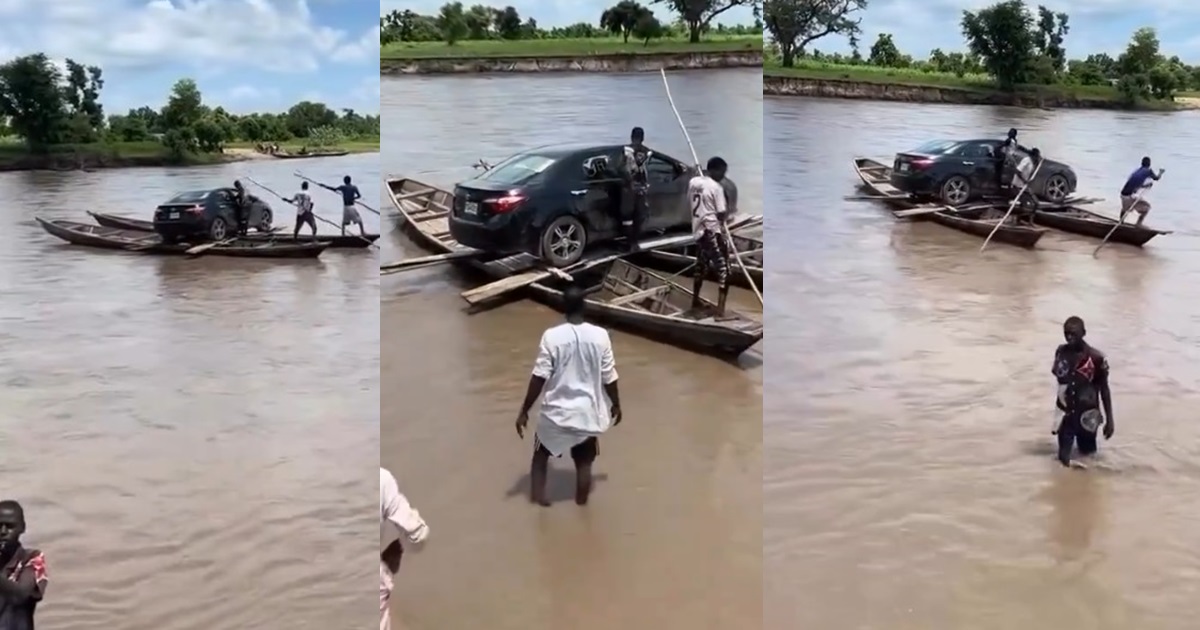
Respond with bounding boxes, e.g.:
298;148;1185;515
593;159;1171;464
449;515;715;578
353;186;362;201
713;184;728;221
601;333;620;414
1096;355;1114;430
381;472;428;544
0;553;46;605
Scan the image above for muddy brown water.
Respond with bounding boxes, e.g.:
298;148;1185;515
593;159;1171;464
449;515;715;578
765;97;1200;629
0;154;379;629
381;70;762;630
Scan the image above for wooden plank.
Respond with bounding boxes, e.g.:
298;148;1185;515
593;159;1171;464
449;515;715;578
186;238;236;256
380;248;486;274
394;189;435;202
608;285;670;306
461;232;697;306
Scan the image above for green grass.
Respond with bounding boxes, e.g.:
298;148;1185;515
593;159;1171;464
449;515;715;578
382;34;763;59
765;58;1125;101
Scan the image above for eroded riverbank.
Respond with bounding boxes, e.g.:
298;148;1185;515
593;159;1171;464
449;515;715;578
381;50;762;75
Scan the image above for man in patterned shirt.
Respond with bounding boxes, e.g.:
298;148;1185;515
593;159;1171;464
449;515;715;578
286;181;319;240
0;500;47;630
616;126;651;251
1051;316;1115;468
688;157;731;317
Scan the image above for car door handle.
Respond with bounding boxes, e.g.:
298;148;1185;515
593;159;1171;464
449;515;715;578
570;189;587;196
963;161;975;165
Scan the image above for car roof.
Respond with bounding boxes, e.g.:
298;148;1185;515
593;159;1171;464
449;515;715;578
522;142;624;158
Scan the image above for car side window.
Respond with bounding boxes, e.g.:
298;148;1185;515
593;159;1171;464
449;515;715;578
957;142;993;158
646;154;679;183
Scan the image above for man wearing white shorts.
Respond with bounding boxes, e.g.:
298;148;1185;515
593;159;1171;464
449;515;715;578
319;175;366;236
1119;156;1164;226
380;467;429;630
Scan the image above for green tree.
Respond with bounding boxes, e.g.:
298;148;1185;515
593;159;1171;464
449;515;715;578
192;117;225;152
438;2;469;44
961;0;1037;89
161;78;204;132
868;33;899;67
633;13;666;45
1118;27;1160;77
601;0;652;43
764;0;867;67
308;125;344;148
494;6;523;38
62;59;105;138
0;54;68;149
653;0;760;43
107;114;151;142
463;4;493;39
284;101;337;138
1033;6;1069;73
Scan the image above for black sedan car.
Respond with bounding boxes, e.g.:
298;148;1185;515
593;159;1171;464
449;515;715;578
890;139;1077;206
449;142;695;267
152;188;274;242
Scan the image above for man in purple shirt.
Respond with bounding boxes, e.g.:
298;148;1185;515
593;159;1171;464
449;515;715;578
1119;157;1164;225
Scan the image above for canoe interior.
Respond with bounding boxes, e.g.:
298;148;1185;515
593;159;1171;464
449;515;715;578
88;211;378;247
39;218;327;257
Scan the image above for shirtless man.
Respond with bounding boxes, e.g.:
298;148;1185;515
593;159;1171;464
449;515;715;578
1051;316;1114;468
1119;157;1164;225
515;285;622;507
380;468;429;630
688;157;731;317
0;500;48;630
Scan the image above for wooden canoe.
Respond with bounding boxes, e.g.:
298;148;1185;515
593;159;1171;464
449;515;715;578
87;211;378;248
270;150;349;159
1033;206;1169;247
638;232;763;292
852;157;1047;248
385;176;761;356
38;218;329;258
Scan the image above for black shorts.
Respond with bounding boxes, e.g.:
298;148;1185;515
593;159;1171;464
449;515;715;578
295;212;317;230
1057;412;1099;461
534;436;598;464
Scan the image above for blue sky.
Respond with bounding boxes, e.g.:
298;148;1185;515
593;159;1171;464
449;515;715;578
798;0;1200;64
381;0;758;28
0;0;380;116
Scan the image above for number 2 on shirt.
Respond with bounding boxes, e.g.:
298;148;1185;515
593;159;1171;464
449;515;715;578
690;192;703;217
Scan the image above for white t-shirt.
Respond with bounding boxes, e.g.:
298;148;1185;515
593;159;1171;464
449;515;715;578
1015;155;1034;187
293;191;314;216
380;467;428;554
688;175;726;238
531;322;618;434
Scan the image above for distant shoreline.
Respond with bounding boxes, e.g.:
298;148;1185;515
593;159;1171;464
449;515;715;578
0;140;380;173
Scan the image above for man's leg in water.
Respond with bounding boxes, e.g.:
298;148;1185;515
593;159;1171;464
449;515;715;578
1076;429;1099;457
1056;413;1083;467
529;439;552;506
570;437;599;505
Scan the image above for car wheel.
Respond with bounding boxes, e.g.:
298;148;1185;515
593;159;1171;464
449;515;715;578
1043;174;1070;204
209;217;229;241
539;215;587;268
256;208;273;232
940;175;971;206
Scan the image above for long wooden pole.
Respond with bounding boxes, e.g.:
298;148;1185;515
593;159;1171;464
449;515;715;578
980;158;1044;253
293;171;381;216
659;69;763;307
245;176;378;248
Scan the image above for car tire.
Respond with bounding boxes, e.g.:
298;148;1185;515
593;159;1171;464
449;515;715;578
256;208;273;233
939;175;972;206
209;217;229;241
1042;174;1070;204
539;215;587;268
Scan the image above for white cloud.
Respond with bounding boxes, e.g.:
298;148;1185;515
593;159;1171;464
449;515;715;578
331;26;380;62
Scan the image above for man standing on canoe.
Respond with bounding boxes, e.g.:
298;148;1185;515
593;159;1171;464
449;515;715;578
0;500;48;630
1011;147;1042;214
995;128;1030;194
1119;157;1164;226
318;176;366;237
285;181;318;240
616;126;652;251
1051;316;1114;468
515;286;622;507
380;467;429;630
688;157;731;318
231;180;251;237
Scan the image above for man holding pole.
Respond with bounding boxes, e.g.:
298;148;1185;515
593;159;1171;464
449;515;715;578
1010;147;1043;214
1119;157;1164;225
688;157;731;318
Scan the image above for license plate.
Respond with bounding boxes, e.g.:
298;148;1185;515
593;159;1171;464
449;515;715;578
463;202;478;215
168;211;179;219
899;163;909;172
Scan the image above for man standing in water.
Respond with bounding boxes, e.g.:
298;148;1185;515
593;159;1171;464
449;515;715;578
0;500;48;630
318;176;366;237
1051;316;1114;468
616;126;651;251
1119;157;1164;225
515;285;622;507
380;467;429;630
689;157;731;318
285;181;318;240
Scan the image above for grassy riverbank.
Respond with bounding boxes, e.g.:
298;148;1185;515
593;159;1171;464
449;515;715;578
381;34;762;59
0;138;379;172
766;59;1189;110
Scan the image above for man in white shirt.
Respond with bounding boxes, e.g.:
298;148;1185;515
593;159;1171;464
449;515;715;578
515;286;622;507
1010;147;1042;213
688;156;731;317
285;181;318;240
380;467;429;630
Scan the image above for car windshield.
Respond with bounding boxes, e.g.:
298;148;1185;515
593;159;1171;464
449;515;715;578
474;154;556;185
165;190;211;204
911;140;959;155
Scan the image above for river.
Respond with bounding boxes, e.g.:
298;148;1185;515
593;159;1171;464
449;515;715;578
380;70;762;630
0;153;379;629
765;97;1200;629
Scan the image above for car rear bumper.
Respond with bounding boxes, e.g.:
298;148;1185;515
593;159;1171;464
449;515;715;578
448;212;529;253
154;218;207;238
890;172;937;195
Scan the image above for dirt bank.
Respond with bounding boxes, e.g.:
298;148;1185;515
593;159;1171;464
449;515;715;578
382;50;762;75
763;74;1154;110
